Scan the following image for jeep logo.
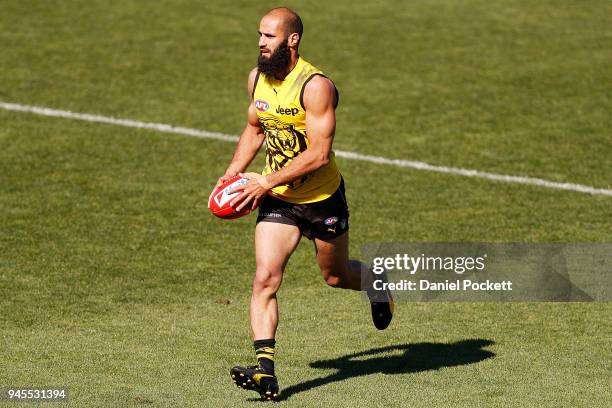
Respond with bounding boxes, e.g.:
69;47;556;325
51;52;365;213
255;99;269;112
276;106;300;116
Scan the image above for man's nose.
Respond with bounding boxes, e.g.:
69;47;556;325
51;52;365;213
258;35;266;48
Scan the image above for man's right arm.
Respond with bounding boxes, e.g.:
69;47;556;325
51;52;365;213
216;68;265;187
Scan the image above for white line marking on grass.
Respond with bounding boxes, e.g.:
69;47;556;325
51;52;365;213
0;101;239;143
1;100;611;197
334;151;612;197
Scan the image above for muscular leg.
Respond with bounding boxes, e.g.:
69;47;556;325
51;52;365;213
314;230;394;330
251;222;301;340
314;231;364;290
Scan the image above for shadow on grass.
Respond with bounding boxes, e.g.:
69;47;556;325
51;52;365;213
277;338;495;401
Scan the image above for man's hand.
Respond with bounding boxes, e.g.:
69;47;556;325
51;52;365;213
230;172;273;212
208;172;238;210
215;172;238;189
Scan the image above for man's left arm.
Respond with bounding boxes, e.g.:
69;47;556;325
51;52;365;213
232;76;337;211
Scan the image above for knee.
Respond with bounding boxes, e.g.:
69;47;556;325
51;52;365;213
253;266;282;295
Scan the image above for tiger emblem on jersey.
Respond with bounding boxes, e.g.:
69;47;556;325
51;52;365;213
260;116;311;189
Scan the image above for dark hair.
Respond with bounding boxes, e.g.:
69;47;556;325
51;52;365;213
286;11;303;40
269;7;303;43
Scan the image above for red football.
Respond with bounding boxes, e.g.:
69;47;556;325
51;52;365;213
208;175;252;219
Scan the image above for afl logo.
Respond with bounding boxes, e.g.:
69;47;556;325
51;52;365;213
255;99;269;112
324;217;338;226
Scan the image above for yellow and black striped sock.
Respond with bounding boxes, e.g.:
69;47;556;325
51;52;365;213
254;339;275;375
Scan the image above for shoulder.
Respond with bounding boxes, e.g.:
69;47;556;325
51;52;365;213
302;75;338;110
247;67;260;97
304;75;335;96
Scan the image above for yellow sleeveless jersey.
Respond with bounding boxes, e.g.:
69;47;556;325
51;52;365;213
253;57;341;204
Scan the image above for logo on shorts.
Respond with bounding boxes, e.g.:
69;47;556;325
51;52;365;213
324;216;338;226
255;99;269;112
260;212;281;218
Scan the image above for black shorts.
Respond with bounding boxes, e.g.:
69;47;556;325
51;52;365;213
256;178;349;240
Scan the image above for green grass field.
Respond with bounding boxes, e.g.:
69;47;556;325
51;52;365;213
1;1;611;406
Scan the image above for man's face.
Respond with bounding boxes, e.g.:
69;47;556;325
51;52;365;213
257;15;291;77
258;15;286;59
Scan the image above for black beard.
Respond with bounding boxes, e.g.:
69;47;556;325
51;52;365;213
257;41;291;77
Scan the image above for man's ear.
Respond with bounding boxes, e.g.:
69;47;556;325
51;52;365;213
288;32;300;47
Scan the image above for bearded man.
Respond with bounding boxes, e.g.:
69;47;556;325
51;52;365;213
213;7;394;401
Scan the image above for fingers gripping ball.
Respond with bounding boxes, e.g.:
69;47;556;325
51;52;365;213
208;175;252;219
